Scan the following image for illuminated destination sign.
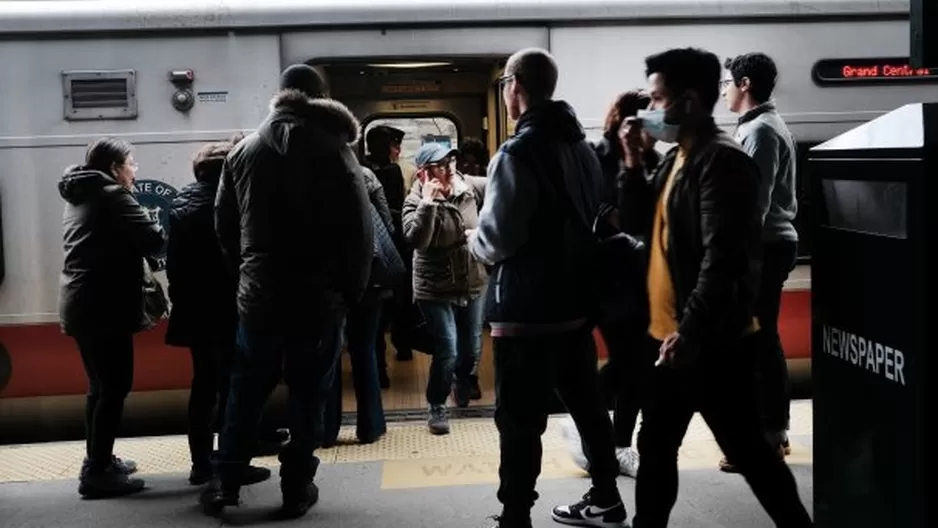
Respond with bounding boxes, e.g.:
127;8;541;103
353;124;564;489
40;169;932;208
813;57;938;84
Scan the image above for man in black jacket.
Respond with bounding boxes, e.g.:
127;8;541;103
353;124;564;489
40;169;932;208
618;47;812;528
469;48;627;528
202;64;373;519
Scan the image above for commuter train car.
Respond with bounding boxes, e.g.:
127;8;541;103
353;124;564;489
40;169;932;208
0;0;930;442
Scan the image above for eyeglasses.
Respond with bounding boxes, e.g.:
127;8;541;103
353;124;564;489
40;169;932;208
720;79;734;89
495;73;515;87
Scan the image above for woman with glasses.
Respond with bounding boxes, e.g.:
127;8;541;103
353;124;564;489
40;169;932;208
58;137;165;498
402;142;487;435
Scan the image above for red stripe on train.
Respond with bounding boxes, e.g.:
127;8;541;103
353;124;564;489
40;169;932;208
0;290;811;399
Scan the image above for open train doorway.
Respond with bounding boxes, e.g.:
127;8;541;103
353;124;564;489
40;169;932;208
313;57;509;419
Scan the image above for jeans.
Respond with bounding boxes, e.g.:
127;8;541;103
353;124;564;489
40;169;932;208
322;299;387;445
494;327;621;519
633;334;812;528
417;297;484;406
214;320;343;488
75;333;135;471
756;240;798;436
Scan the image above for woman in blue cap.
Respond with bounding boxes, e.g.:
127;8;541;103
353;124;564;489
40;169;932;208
402;142;487;435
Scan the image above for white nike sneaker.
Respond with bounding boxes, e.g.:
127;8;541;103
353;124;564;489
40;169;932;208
559;416;589;472
551;489;630;527
615;447;639;478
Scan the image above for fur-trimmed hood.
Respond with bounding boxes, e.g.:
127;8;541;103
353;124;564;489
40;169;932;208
260;89;361;155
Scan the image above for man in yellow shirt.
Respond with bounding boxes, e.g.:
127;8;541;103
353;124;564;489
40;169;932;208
618;48;812;528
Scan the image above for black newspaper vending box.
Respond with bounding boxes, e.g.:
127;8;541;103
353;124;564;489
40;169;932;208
810;102;936;527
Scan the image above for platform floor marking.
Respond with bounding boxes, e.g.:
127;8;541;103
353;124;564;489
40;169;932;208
0;402;812;485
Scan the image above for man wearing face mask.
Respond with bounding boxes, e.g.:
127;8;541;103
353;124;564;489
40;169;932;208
618;48;812;527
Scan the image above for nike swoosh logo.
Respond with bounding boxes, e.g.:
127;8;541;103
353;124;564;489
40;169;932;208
585;504;619;517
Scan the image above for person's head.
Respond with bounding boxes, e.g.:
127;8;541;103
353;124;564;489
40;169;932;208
603;90;657;152
366;125;405;163
415;142;457;183
192;141;235;185
500;48;559;120
280;64;328;99
722;52;778;114
456;137;488;175
84;137;136;190
642;47;722;144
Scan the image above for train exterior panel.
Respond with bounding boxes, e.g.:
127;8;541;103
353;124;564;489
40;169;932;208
0;0;929;439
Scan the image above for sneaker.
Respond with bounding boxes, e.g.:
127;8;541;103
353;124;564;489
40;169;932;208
615;447;639;478
551;489;630;528
83;456;137;476
453;380;471;408
559;416;589;472
278;480;319;520
428;404;450;435
78;465;145;500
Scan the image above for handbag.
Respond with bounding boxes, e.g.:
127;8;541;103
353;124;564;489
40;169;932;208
368;201;406;288
142;257;169;330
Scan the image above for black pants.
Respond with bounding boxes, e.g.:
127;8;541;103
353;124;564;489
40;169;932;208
494;327;620;519
633;335;812;528
76;333;135;471
756;240;798;436
187;341;235;469
597;320;658;448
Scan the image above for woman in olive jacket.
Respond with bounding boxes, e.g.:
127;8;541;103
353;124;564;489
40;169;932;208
58;137;164;498
402;142;487;436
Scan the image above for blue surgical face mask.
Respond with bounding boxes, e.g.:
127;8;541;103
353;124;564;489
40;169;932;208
636;108;680;143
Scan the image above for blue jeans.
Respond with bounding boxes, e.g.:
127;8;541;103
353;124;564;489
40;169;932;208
418;297;484;406
322;299;387;445
214;320;343;488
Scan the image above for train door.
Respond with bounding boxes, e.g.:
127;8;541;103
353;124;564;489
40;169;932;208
315;58;504;418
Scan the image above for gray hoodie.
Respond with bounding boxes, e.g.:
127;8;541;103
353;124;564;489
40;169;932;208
734;101;799;242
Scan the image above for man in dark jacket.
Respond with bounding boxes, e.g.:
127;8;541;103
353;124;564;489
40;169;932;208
366;124;415;372
202;64;373;519
468;48;627;528
618;47;812;528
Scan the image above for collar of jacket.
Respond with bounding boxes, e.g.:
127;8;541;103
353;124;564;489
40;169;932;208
737;100;777;126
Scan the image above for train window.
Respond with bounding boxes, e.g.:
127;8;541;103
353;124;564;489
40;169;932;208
364;116;459;188
62;69;138;121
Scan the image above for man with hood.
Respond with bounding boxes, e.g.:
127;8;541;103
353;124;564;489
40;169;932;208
468;48;628;528
202;64;373;519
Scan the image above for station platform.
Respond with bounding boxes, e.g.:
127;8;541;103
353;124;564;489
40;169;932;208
0;401;813;527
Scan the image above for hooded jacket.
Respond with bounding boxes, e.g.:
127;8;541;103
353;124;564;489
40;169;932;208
469;100;603;335
214;90;374;332
58;167;165;336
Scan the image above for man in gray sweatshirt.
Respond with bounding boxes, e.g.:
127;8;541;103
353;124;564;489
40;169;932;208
721;52;799;469
468;48;627;528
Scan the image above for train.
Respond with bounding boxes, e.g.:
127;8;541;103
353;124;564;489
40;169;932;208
0;0;932;443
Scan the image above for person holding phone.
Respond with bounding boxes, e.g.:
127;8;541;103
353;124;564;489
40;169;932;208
402;142;487;435
617;47;812;527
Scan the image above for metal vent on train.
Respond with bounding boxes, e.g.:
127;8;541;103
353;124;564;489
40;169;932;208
62;69;138;121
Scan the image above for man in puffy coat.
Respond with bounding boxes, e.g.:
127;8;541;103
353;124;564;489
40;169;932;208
202;64;373;519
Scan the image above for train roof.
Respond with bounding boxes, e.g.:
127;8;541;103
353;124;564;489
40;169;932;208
0;0;910;36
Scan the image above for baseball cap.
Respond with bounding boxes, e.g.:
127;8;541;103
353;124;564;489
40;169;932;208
415;142;458;168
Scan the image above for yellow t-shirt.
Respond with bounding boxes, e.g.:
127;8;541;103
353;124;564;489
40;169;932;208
647;150;686;341
646;150;760;340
